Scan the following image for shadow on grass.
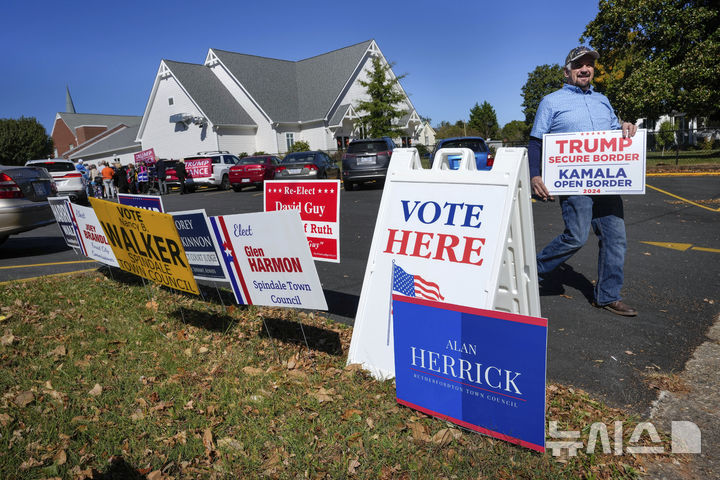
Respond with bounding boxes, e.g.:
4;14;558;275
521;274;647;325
258;315;343;356
88;455;147;479
168;307;238;333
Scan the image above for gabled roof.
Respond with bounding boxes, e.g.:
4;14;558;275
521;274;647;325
58;113;142;134
210;40;373;123
66;124;141;159
163;61;255;126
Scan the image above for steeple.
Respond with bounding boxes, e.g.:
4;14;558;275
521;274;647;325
65;85;76;113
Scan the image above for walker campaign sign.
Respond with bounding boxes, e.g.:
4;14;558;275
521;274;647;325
90;198;199;295
209;210;327;310
392;295;547;452
48;197;83;253
117;193;165;213
134;148;156;166
542;129;647;195
264;180;341;262
185;158;212;179
70;203;119;267
171;210;228;282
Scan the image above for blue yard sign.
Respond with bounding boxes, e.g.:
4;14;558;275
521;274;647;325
392;295;547;452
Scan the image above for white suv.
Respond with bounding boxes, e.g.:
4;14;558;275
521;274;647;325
182;151;240;190
25;159;87;203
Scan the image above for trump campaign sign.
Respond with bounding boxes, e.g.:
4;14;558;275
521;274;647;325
209;210;327;310
393;296;547;452
543;129;647;195
185;158;212;179
348;148;540;380
264;180;341;262
134;148;156;166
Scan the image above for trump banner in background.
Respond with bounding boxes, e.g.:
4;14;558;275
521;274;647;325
185;158;212;179
118;193;165;213
393;292;547;452
48;197;83;254
264;180;341;262
134;148;156;166
542;129;647;195
171;210;229;282
70;203;119;267
90;198;199;295
209;210;327;310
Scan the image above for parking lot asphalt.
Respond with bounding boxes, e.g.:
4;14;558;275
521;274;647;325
1;176;718;415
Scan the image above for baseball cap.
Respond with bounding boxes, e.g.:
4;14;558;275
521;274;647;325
565;46;599;66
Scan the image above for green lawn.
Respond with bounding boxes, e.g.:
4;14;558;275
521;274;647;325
0;270;675;478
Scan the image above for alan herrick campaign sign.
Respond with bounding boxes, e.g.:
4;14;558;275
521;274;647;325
543;129;647;195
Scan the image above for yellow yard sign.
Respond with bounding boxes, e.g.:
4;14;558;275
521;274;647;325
90;198;199;295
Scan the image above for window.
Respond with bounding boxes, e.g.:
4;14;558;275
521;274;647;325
168;97;174;105
336;136;350;150
286;133;294;150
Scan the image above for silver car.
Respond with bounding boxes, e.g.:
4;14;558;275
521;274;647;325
25;158;87;204
0;164;57;245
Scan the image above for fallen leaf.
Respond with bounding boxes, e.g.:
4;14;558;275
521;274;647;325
431;428;460;447
147;471;163;480
49;345;67;357
54;450;67;465
145;300;158;311
348;458;361;475
202;428;215;451
198;346;209;354
217;437;244;453
1;332;15;346
625;350;635;355
408;422;429;442
14;391;34;407
342;409;362;420
88;384;102;397
19;457;43;470
242;366;264;376
0;413;11;426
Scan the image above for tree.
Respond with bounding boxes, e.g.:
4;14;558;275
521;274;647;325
521;64;564;127
468;101;499;139
0;117;54;165
434;120;466;140
655;120;676;155
355;56;408;138
581;0;720;121
288;140;310;153
500;120;530;143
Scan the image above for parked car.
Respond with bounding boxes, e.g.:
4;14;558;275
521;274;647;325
430;137;494;170
229;155;282;191
25;158;87;204
0;164;57;245
275;151;340;180
181;151;241;190
341;137;396;190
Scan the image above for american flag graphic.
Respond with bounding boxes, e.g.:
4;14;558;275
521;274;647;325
209;215;251;305
392;264;445;302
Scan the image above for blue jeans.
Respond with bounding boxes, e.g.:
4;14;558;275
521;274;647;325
537;195;627;305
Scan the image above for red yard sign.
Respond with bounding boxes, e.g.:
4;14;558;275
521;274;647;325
264;180;341;263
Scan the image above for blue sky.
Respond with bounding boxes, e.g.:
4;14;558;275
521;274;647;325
1;0;600;135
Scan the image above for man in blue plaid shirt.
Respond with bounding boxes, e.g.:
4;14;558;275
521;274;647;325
528;46;638;317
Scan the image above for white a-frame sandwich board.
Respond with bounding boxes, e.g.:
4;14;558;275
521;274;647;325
347;147;541;379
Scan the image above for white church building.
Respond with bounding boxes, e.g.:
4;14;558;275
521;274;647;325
136;40;423;159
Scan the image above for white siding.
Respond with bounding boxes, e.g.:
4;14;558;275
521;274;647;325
217;126;257;155
141;75;218;159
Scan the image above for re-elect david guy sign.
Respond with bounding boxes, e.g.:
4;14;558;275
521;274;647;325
543;129;646;195
393;296;547;452
90;198;199;295
264;180;341;263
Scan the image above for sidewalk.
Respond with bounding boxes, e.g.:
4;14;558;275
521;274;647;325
647;314;720;478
